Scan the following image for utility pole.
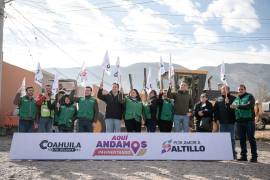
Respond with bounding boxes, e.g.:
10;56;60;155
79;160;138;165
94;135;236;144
0;0;13;121
0;0;5;121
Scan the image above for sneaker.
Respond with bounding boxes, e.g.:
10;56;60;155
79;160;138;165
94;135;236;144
237;157;247;161
249;158;258;163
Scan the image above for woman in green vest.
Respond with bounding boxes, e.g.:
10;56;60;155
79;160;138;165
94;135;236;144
157;89;174;132
142;90;158;132
56;95;77;132
124;89;143;132
47;90;65;132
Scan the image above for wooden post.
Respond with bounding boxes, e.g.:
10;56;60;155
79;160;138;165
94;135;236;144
128;74;133;90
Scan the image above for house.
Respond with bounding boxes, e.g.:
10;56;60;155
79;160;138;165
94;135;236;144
0;62;53;127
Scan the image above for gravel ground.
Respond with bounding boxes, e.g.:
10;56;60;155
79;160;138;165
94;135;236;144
0;135;270;180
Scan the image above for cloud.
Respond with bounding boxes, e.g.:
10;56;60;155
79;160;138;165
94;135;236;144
193;26;219;44
3;0;270;73
156;0;203;23
4;0;128;70
203;0;260;34
111;0;182;51
154;0;204;23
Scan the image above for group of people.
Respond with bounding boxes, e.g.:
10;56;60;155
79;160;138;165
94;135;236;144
13;81;258;162
14;85;98;133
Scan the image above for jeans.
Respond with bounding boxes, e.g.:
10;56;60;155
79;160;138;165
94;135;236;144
19;119;34;132
78;118;93;132
236;121;258;158
220;123;236;158
173;115;190;132
105;118;121;132
38;117;52;132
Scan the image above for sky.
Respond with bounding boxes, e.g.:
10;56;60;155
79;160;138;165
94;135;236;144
3;0;270;71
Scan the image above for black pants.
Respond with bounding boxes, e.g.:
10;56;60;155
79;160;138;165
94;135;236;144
125;119;141;132
58;125;73;132
145;119;156;132
237;121;258;158
158;120;173;132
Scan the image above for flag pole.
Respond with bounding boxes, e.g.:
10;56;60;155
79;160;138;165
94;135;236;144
160;74;163;91
101;69;105;84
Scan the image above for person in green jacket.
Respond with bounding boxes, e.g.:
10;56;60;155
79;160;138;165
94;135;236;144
124;89;143;132
56;95;77;132
157;89;174;132
231;84;258;162
13;86;37;132
74;86;99;132
47;90;66;132
142;90;158;132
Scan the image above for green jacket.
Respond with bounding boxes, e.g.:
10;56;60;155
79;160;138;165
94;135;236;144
158;99;174;121
124;97;143;122
167;88;193;115
233;93;254;122
18;96;37;121
143;103;151;120
57;104;76;128
77;96;98;121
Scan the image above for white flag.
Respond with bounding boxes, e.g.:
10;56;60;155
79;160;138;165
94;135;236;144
220;61;227;85
101;50;111;75
52;74;59;96
34;62;43;87
159;56;166;76
169;54;174;80
146;68;152;93
114;56;121;78
20;77;26;97
79;61;88;87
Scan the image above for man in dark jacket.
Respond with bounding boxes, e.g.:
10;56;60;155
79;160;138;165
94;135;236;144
213;85;237;159
168;81;193;132
231;84;258;162
98;82;123;132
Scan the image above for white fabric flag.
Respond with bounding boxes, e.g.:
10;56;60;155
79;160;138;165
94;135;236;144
114;56;121;78
34;62;43;87
101;51;111;75
220;61;227;85
20;77;26;97
169;54;174;80
52;74;59;96
159;56;166;76
146;68;152;93
79;61;88;87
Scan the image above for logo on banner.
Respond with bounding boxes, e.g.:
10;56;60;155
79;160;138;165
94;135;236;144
39;140;81;152
93;135;148;156
161;140;205;154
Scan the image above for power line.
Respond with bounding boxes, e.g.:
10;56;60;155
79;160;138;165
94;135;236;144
5;14;70;78
16;0;270;20
7;7;270;40
7;8;270;60
6;2;270;64
8;5;112;86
